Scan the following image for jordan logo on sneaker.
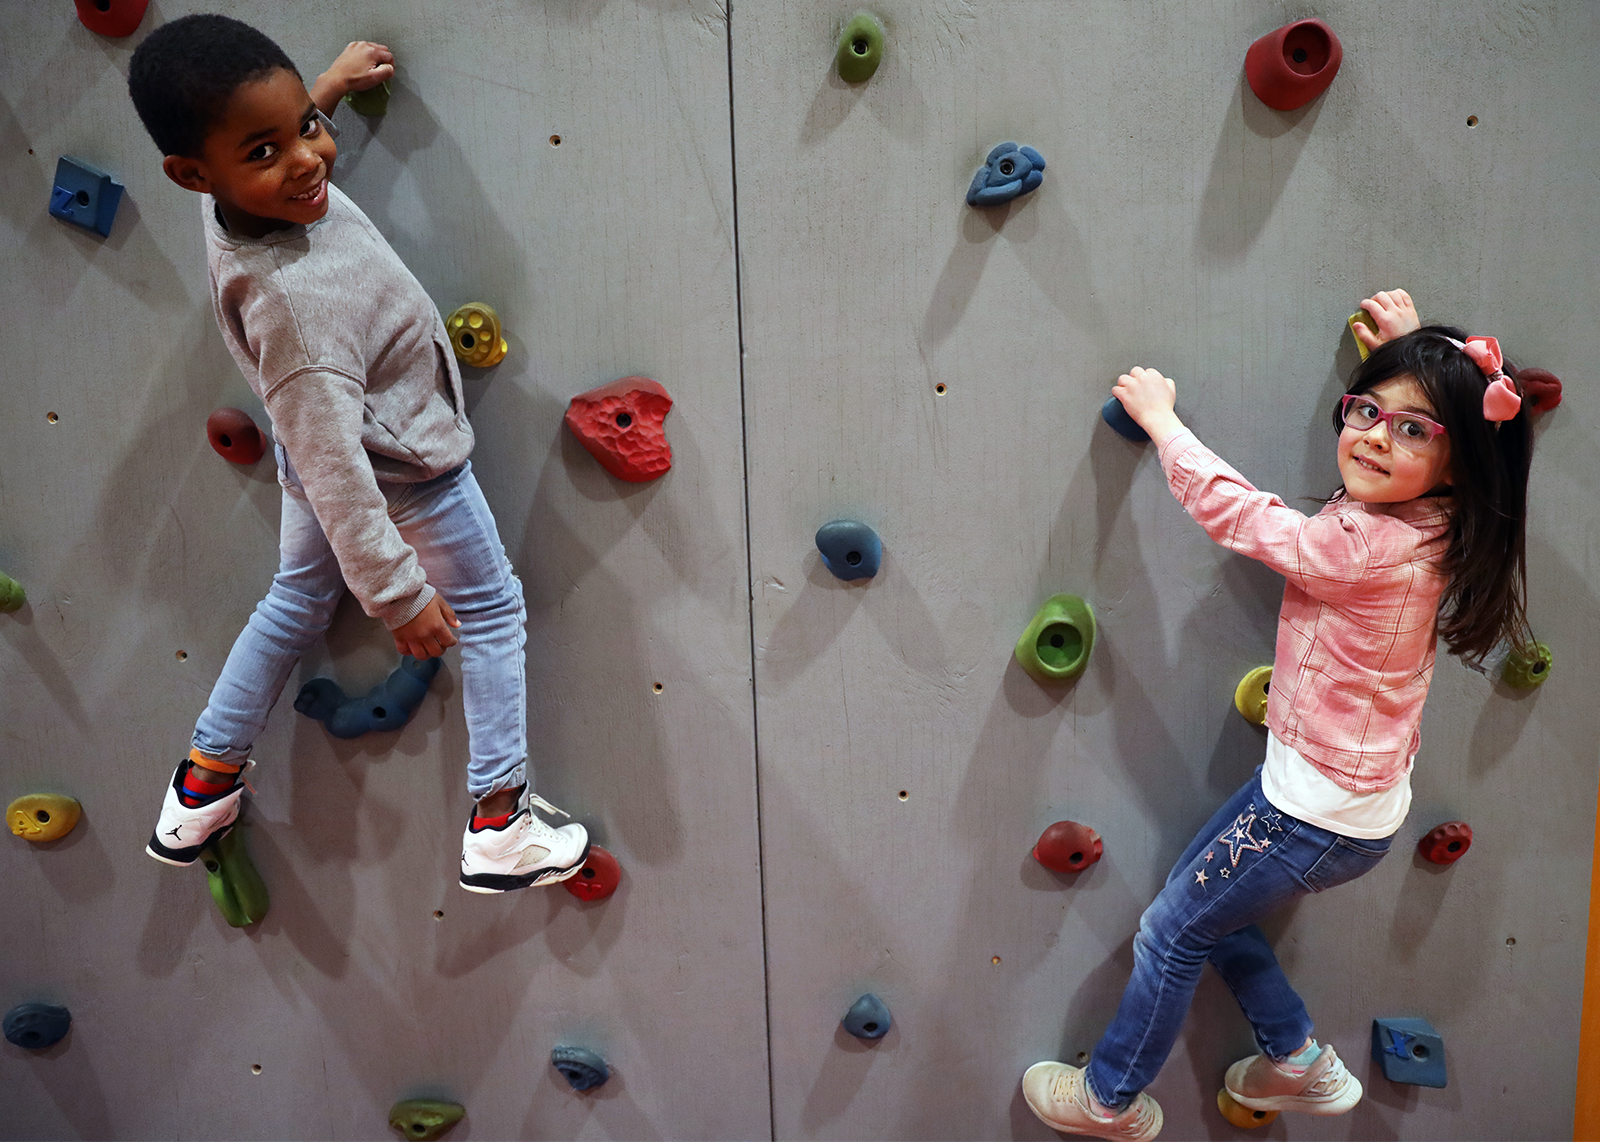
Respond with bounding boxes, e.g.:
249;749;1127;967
512;845;552;870
166;825;183;840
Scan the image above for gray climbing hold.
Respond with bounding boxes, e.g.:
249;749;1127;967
552;1045;609;1091
4;1002;70;1050
842;993;892;1040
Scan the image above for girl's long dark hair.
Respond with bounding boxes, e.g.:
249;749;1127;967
1334;326;1534;662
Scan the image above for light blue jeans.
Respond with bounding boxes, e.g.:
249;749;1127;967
1085;768;1394;1110
192;449;528;800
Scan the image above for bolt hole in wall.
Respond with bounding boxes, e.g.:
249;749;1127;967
549;134;561;146
1468;115;1479;127
175;650;187;661
653;682;663;693
991;956;1002;965
46;412;58;424
897;790;908;801
433;910;443;920
1507;936;1517;946
935;383;946;395
250;1064;262;1075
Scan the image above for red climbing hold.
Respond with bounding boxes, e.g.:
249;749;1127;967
1244;19;1343;111
1512;366;1562;413
74;0;148;37
563;844;621;902
564;377;673;483
206;407;266;465
1417;821;1472;865
1033;820;1103;873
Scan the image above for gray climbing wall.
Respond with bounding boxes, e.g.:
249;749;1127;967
3;1;1599;1140
0;1;767;1139
733;1;1598;1139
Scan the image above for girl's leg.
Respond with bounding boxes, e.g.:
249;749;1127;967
1083;770;1390;1109
1208;924;1313;1059
191;485;345;761
386;462;527;801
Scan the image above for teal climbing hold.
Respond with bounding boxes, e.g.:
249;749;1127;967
842;993;892;1040
835;12;885;83
1371;1017;1447;1088
1015;595;1096;683
552;1046;609;1091
816;520;882;581
295;656;441;738
4;1002;70;1050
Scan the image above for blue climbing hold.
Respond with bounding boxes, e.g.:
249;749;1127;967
966;142;1046;208
48;156;124;238
294;655;441;739
551;1045;609;1091
1370;1017;1447;1088
1101;395;1150;442
842;993;892;1040
815;520;882;581
4;1002;71;1050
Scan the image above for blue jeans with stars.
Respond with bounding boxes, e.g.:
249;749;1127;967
1085;767;1394;1110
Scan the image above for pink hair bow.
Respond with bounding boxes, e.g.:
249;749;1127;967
1447;335;1521;422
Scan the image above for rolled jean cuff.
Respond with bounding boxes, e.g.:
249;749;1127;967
474;759;528;802
190;737;252;765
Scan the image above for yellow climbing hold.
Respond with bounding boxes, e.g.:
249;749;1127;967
7;794;82;842
1216;1087;1277;1129
445;303;507;368
1234;666;1272;726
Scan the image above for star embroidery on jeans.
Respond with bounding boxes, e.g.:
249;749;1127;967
1262;811;1285;833
1220;868;1230;878
1216;813;1271;868
1204;850;1215;863
1194;869;1209;887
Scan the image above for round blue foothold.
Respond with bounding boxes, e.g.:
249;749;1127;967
552;1045;609;1091
1101;395;1150;442
4;1002;70;1050
816;520;882;581
842;993;892;1040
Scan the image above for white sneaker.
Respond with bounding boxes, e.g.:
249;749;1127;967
1225;1043;1362;1115
459;789;589;893
146;759;254;866
1022;1062;1163;1140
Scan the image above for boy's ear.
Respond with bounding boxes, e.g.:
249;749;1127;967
162;154;212;194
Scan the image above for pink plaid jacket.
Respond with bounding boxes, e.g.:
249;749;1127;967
1159;430;1454;794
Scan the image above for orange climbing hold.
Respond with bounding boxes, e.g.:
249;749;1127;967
1033;820;1103;873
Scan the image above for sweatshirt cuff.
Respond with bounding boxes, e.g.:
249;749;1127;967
1157;427;1202;478
383;582;436;630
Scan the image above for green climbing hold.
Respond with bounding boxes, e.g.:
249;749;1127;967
201;824;269;928
0;571;25;613
835;12;885;83
345;80;392;117
1015;595;1096;684
388;1099;465;1141
1501;641;1552;689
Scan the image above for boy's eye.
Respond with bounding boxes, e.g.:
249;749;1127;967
247;143;278;162
301;116;321;138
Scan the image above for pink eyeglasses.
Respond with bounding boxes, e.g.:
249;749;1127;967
1339;394;1447;450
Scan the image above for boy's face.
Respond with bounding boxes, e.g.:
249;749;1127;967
162;67;336;238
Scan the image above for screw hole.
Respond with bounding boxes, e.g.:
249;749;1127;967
653;682;664;693
1292;47;1308;63
251;1064;262;1074
998;159;1015;177
47;412;59;424
1411;1044;1429;1059
1076;1052;1089;1064
1068;851;1084;866
75;190;91;207
204;860;220;873
411;1126;426;1137
549;134;562;146
935;383;947;395
1506;936;1517;946
862;1020;878;1032
852;37;869;55
991;955;1002;965
1049;633;1065;648
1532;661;1547;674
218;434;232;447
35;810;50;823
95;0;111;10
370;706;386;719
433;910;444;919
581;866;596;879
616;411;633;428
1467;115;1479;127
459;333;476;350
176;650;188;661
1447;840;1462;852
845;550;862;566
897;790;908;801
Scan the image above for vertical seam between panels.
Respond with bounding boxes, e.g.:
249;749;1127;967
724;4;777;1139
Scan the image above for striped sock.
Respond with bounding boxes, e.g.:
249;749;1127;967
471;810;514;830
180;760;238;807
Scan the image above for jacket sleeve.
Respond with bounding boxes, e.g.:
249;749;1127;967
1158;428;1371;605
263;366;435;628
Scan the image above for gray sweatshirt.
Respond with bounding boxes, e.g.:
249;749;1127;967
204;182;474;629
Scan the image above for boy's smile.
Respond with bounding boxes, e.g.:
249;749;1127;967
162;67;336;238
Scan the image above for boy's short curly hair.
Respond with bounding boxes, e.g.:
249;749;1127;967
128;14;300;158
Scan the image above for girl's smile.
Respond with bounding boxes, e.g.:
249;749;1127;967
1337;376;1453;503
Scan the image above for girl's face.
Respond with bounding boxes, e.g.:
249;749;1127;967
1337;375;1453;503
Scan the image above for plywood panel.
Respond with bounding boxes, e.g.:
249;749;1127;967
0;2;765;1138
735;1;1599;1137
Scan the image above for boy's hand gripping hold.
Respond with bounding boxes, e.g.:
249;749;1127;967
310;40;395;115
392;594;460;661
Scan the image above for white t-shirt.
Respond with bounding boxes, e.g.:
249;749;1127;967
1261;730;1410;839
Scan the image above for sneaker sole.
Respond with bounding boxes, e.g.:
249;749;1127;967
459;841;592;893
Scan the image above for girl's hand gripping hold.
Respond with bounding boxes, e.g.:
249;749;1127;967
311;41;396;116
392;594;461;661
1112;366;1186;449
1354;289;1422;353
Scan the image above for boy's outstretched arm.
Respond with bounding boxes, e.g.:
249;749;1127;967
1354;288;1422;353
310;41;395;116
